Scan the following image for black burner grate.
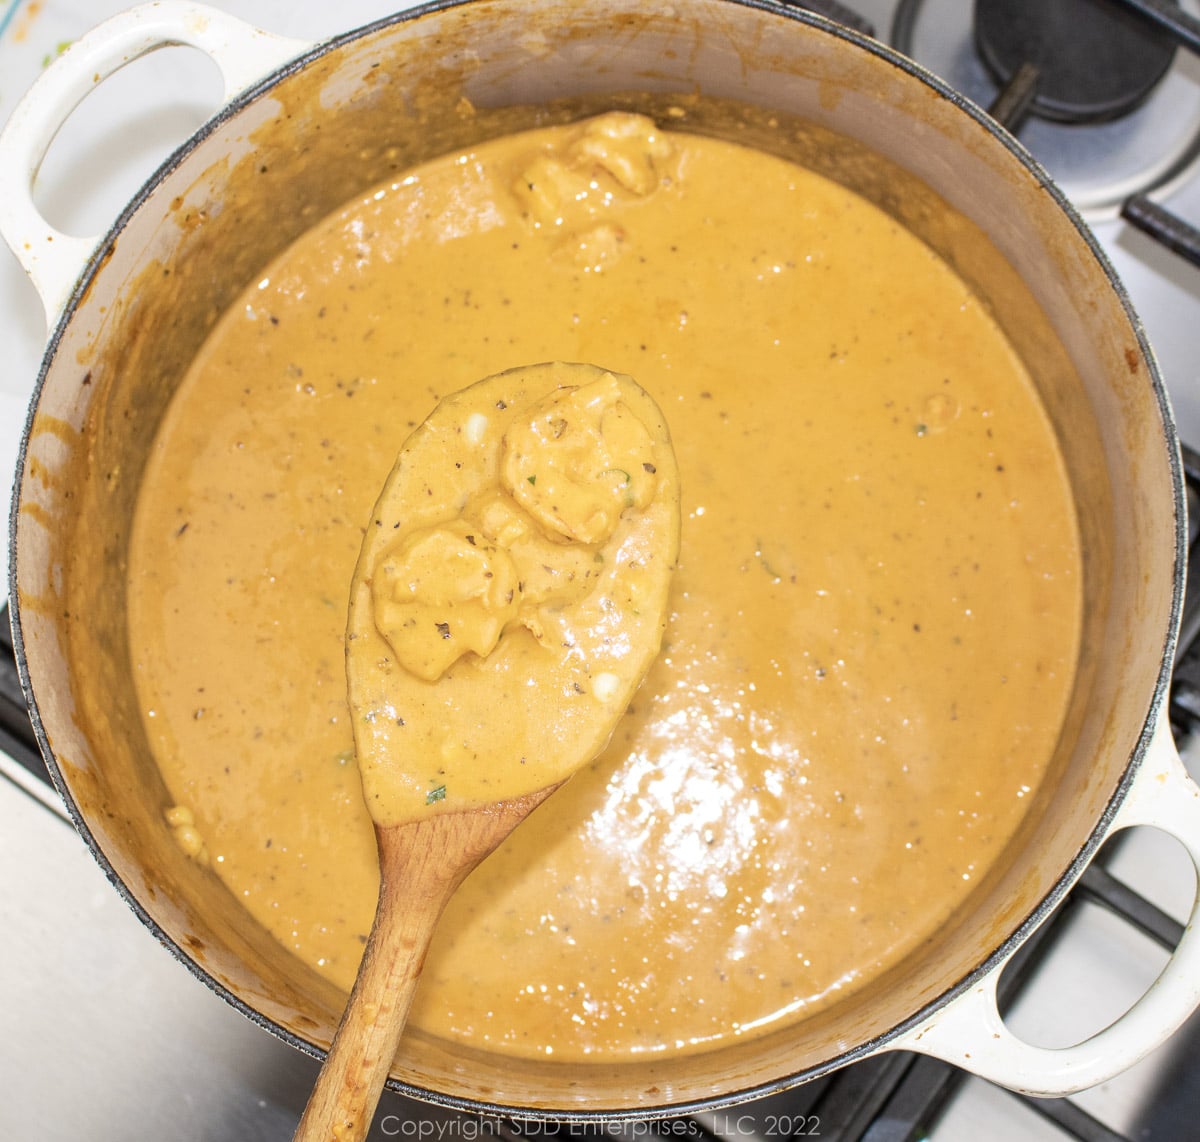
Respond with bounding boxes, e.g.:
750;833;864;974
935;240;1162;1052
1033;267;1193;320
889;0;1200;269
974;0;1179;125
0;601;44;789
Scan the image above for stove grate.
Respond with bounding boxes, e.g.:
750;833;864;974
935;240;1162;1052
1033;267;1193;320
0;600;44;788
888;0;1200;266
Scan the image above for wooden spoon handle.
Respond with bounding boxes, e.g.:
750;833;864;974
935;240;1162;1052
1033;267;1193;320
293;790;559;1141
291;839;449;1142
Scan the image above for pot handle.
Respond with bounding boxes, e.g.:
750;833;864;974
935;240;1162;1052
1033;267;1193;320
896;710;1200;1096
0;1;312;325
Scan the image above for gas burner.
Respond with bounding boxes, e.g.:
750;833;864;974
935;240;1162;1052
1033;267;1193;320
975;0;1177;124
891;0;1200;215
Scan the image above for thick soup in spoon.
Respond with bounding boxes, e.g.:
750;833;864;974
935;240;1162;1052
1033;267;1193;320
349;362;681;825
129;111;1081;1061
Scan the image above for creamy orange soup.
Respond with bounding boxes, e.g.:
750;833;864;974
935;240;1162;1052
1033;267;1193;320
129;113;1081;1061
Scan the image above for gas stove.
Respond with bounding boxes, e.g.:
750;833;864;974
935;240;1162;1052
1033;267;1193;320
3;1;1200;1139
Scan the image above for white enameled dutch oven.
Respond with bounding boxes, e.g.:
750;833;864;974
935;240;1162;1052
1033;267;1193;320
3;0;1198;1119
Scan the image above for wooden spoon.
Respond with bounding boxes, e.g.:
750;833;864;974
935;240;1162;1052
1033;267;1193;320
293;363;681;1141
291;788;558;1139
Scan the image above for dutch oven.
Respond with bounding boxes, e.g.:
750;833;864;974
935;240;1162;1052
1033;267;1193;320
3;0;1199;1118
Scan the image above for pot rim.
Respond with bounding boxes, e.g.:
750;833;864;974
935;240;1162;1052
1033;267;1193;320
6;0;1188;1119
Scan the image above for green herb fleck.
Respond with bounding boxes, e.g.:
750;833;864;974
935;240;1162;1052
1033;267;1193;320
915;423;928;436
41;40;72;68
527;474;537;486
426;784;447;805
598;468;632;484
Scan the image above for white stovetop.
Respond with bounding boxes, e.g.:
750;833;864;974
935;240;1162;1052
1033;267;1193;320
3;2;1200;1140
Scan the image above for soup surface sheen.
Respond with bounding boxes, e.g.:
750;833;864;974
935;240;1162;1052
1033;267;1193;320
129;113;1081;1061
